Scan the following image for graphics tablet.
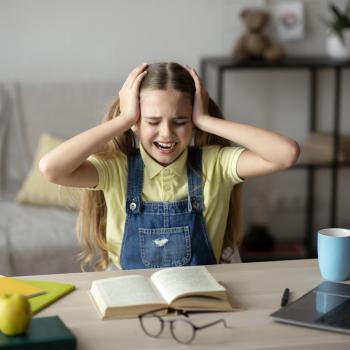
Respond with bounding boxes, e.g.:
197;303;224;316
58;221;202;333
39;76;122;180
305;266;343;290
270;281;350;334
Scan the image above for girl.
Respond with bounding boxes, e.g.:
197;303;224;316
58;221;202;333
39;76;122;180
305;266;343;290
39;62;300;271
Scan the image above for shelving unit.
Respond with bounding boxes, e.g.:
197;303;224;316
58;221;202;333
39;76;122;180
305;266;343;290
200;55;350;260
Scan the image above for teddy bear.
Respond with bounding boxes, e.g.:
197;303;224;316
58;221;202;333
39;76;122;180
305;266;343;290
233;8;285;61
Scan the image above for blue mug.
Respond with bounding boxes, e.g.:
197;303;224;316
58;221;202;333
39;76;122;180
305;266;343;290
317;228;350;282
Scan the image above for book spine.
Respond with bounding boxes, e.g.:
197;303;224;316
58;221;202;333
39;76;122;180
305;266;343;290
0;339;76;350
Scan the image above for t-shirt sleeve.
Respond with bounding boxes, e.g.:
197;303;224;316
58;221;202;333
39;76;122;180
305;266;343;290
86;153;127;191
203;145;245;185
218;146;245;184
87;156;108;191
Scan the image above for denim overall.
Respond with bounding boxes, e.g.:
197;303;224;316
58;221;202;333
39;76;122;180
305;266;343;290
120;147;217;269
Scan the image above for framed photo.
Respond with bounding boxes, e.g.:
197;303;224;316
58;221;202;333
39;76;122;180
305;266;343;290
272;1;305;41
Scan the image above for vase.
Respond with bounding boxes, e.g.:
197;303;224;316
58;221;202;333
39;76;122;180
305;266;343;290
326;30;350;59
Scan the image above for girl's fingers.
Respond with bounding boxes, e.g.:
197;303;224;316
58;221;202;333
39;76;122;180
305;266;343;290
191;69;205;89
187;66;209;106
124;64;147;88
182;64;209;117
131;70;148;90
122;63;148;89
184;64;203;90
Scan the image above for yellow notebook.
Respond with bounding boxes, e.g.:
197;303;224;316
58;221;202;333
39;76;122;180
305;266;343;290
0;276;45;298
18;280;76;314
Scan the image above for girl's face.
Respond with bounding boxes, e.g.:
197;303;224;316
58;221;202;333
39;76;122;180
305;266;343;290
138;89;193;166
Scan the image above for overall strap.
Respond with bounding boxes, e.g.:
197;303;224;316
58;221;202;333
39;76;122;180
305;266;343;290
187;147;204;212
126;150;143;214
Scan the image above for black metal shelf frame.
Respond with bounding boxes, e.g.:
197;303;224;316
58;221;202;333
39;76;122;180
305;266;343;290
200;56;350;258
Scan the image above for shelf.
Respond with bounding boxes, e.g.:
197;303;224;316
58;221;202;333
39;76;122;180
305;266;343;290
293;159;350;169
241;241;309;263
200;55;350;70
200;54;349;259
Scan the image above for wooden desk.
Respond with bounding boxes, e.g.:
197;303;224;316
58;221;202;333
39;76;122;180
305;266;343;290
21;259;350;349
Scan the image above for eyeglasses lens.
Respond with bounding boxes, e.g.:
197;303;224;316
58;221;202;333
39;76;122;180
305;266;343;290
171;319;195;344
140;314;163;337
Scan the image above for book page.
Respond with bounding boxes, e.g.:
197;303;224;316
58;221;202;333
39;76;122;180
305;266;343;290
93;275;165;308
171;295;233;311
150;266;225;304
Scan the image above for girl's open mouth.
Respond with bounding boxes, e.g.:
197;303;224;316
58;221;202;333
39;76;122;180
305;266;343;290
153;142;177;154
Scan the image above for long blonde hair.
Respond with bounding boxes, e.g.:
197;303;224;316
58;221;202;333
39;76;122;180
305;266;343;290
76;62;243;271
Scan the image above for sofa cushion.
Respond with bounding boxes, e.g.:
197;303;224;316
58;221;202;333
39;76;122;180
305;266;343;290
0;198;81;276
0;81;118;276
3;81;117;197
16;133;81;210
0;216;11;276
0;85;9;195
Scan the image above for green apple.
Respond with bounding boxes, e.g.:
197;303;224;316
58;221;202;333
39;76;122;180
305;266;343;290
0;293;32;336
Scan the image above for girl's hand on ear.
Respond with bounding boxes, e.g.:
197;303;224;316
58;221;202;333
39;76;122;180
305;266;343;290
184;65;209;130
119;63;148;127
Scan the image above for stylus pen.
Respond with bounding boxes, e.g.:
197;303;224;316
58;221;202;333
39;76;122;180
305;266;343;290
281;288;290;307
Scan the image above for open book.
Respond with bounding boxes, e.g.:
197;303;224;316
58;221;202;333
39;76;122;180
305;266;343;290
89;266;234;319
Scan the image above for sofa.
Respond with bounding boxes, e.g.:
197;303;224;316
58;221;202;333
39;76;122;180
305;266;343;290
0;81;117;276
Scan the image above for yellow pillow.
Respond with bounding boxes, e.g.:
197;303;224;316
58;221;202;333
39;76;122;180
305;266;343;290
16;133;81;210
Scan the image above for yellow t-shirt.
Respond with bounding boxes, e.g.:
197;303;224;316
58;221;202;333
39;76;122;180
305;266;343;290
88;144;244;267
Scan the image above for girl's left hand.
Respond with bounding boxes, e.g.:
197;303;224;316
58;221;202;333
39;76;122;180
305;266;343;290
184;65;209;129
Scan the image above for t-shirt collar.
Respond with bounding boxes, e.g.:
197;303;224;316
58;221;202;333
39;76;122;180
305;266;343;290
140;143;188;179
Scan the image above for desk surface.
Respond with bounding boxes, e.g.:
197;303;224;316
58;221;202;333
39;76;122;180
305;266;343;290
21;259;350;350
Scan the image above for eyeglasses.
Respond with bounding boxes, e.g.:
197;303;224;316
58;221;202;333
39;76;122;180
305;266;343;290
138;307;231;344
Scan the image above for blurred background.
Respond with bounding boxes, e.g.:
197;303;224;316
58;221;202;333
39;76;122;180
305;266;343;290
0;0;349;275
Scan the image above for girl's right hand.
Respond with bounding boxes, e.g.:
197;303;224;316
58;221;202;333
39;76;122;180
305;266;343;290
118;63;148;127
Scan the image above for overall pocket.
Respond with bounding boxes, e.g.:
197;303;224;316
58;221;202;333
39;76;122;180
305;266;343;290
139;226;191;268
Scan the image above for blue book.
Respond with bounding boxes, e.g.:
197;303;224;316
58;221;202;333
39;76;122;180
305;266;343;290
0;316;76;349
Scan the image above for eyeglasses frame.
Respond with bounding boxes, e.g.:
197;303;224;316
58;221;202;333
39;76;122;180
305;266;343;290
138;307;231;344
